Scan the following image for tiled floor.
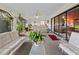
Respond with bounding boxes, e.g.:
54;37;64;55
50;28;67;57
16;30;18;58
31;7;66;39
44;33;63;55
13;33;63;55
13;42;32;55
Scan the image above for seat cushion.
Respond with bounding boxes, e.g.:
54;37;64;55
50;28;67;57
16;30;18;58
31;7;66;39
69;32;79;49
60;42;79;55
0;37;25;55
9;31;19;40
0;32;12;48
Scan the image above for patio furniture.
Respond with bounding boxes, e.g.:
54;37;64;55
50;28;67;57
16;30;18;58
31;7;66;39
59;32;79;55
0;31;26;55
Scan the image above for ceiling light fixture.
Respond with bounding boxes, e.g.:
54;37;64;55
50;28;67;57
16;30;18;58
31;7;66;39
35;9;43;19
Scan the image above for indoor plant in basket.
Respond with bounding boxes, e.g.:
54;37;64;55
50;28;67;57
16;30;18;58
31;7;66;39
29;31;44;46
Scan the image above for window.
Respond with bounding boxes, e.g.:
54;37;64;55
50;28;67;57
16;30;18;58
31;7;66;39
54;13;67;38
59;13;67;38
0;10;13;33
54;16;59;34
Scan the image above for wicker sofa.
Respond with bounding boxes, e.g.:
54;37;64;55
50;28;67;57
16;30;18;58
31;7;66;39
0;31;26;55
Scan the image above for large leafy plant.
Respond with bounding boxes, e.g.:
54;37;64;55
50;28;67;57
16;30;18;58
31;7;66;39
29;31;44;44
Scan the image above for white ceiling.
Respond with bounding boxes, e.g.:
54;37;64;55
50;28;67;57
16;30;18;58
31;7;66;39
1;3;67;18
1;3;77;23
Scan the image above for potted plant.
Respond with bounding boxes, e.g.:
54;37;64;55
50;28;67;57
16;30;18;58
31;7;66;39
29;31;44;46
28;24;32;31
16;21;25;36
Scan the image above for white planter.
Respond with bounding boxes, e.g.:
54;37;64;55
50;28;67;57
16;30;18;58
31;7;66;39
34;42;39;46
34;40;44;46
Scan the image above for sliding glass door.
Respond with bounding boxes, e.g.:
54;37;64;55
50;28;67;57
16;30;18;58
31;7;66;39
59;13;67;38
67;6;79;39
54;16;59;34
52;5;79;41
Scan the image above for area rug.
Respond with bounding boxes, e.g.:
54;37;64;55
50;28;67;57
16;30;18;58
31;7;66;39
48;35;59;41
